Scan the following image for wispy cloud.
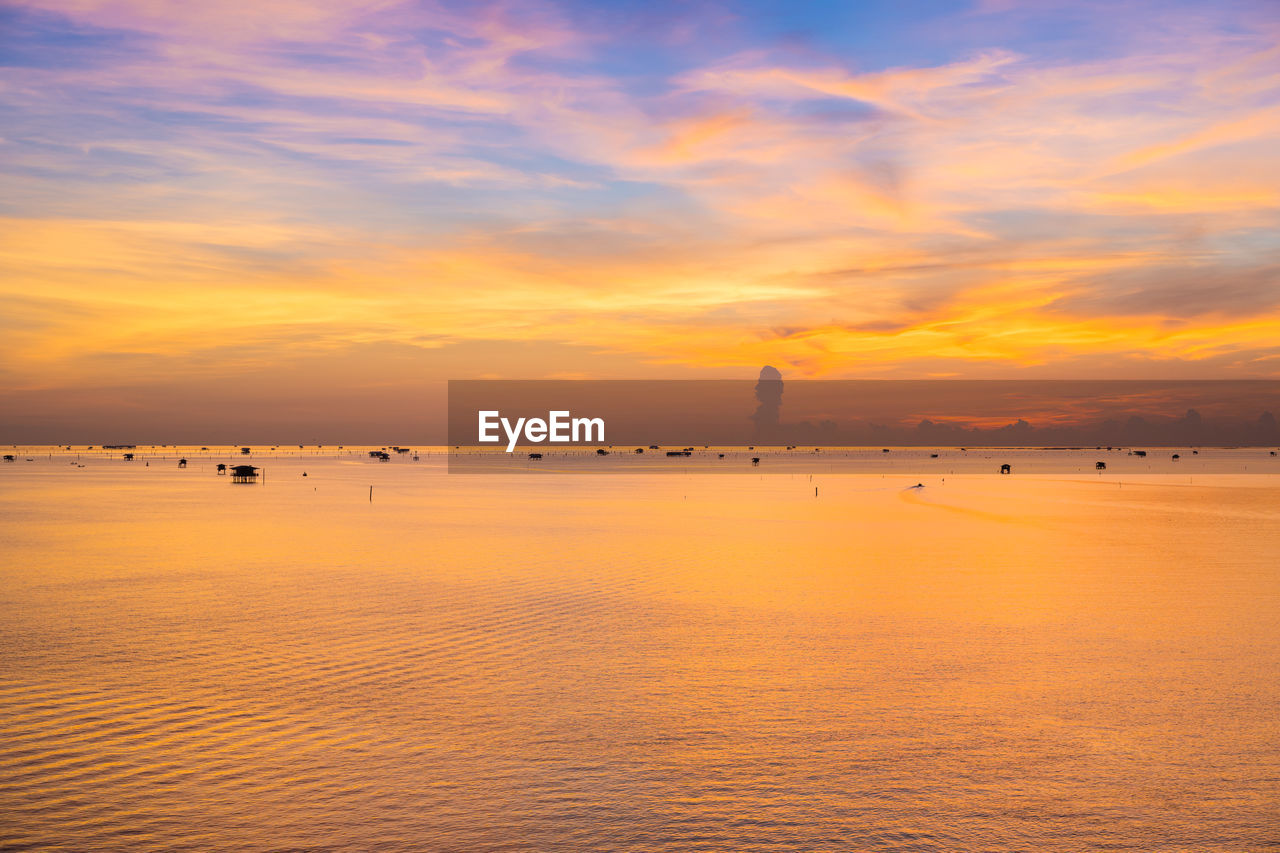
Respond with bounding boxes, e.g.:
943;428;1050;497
1;0;1278;435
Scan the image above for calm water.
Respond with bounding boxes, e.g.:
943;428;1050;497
2;449;1278;851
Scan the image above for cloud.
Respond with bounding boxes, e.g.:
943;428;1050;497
1;0;1279;436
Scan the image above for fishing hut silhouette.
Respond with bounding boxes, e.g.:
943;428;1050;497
216;463;227;474
230;464;259;483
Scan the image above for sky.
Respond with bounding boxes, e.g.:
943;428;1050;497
2;0;1279;441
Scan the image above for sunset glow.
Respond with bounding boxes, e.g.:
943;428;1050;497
4;6;1280;848
2;0;1279;438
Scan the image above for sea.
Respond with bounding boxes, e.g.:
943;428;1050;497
2;446;1277;851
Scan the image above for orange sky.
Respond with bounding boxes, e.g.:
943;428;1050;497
1;0;1278;440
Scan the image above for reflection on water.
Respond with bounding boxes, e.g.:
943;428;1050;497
1;449;1278;851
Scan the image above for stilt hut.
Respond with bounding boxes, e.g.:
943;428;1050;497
230;464;259;483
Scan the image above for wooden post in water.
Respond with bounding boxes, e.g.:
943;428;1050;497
369;485;373;502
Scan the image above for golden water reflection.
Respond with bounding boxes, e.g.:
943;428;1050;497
1;450;1277;850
